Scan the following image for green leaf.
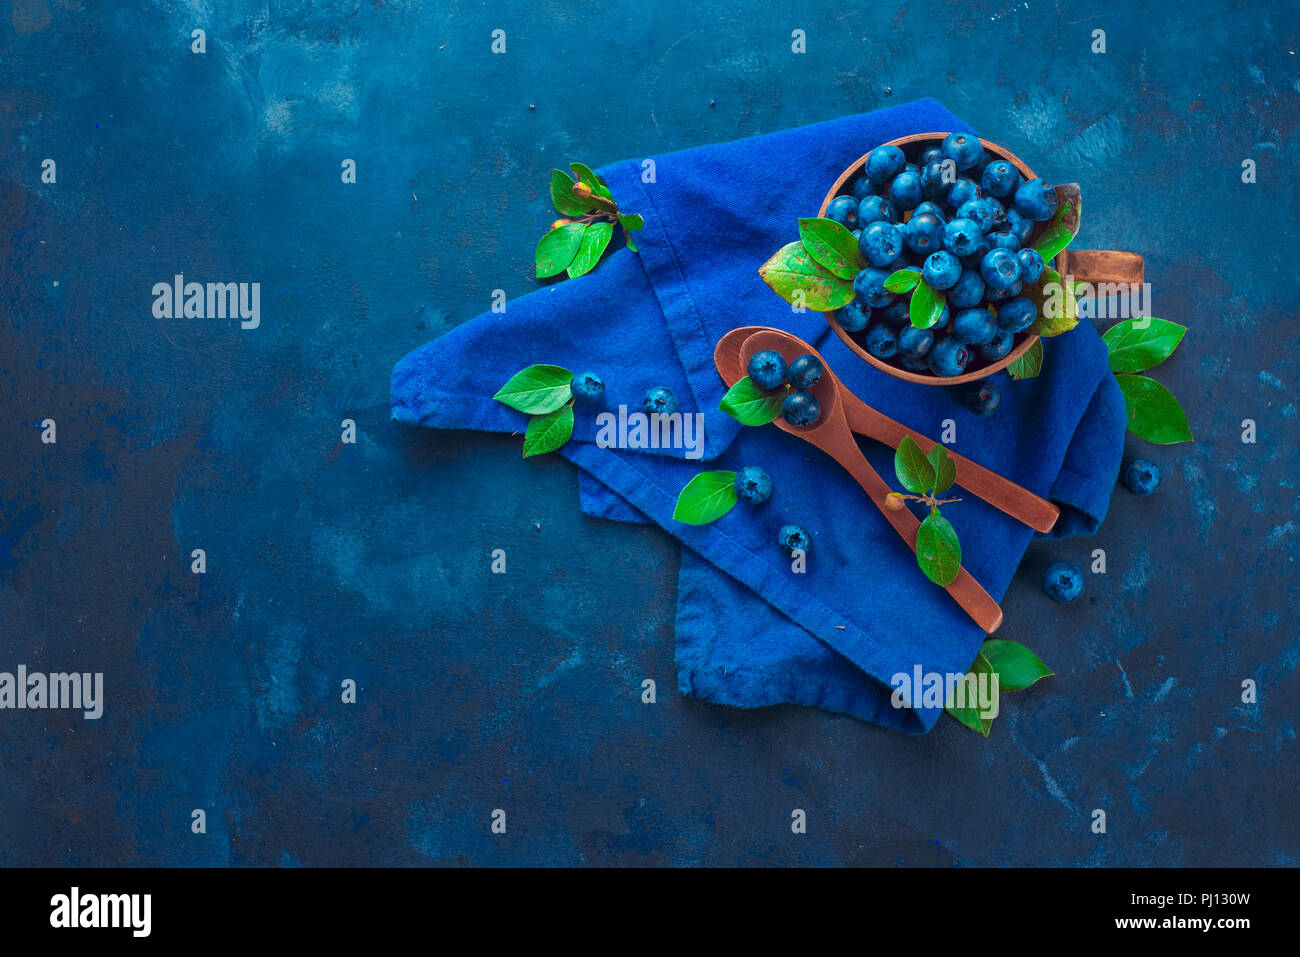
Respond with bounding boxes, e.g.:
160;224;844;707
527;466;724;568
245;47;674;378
673;471;739;526
1031;184;1082;265
1102;317;1187;374
567;221;613;279
569;162;607;191
916;510;961;587
798;217;864;280
1027;267;1078;337
619;213;644;231
927;443;957;494
522;403;574;457
624;232;638;253
536;223;587;279
1007;339;1044;380
719;376;785;426
945;652;995;737
909;281;947;329
550;169;593;216
894;434;935;495
884;268;922;293
1114;374;1194;444
980;639;1053;692
493;364;574;414
758;241;855;311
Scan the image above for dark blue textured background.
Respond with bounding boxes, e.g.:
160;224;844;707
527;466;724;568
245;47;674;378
1;1;1296;866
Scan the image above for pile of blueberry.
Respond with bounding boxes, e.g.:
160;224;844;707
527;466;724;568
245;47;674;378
748;349;825;427
826;132;1059;378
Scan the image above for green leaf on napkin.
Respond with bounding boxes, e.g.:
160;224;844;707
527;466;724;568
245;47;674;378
493;364;574;414
894;434;936;494
981;639;1054;691
567;221;614;279
618;212;645;231
522;403;574;457
1115;374;1194;444
1007;339;1044;380
1102;317;1186;373
673;470;739;526
798;217;864;280
550;169;595;217
916;511;961;587
758;241;856;311
719;376;786;426
535;223;587;279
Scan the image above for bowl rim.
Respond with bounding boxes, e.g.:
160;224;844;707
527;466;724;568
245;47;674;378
819;132;1057;386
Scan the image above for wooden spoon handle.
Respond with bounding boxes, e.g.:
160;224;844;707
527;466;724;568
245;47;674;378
845;403;1060;534
822;440;1005;635
1060;249;1144;286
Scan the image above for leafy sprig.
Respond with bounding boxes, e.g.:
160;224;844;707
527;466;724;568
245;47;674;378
1103;317;1192;444
537;164;643;280
493;364;576;456
889;436;962;587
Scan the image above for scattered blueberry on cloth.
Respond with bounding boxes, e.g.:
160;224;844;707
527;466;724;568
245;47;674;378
392;98;1127;733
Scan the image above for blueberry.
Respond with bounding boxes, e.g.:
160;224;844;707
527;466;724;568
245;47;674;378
572;371;605;404
879;300;911;328
1122;459;1161;496
853;267;895;308
978;329;1015;361
787;353;823;390
1016;248;1045;284
959;237;990;269
960;380;1001;416
826;194;860;230
887;170;924;211
850;175;878;200
642;386;678;415
946;178;982;210
980;160;1021;199
747;350;787;391
927;337;972;377
1043;562;1084;603
1014;178;1059;222
897;325;934;359
969;150;994;180
1005;207;1034;244
995;297;1037;332
733;465;773;505
778;524;811;555
865;324;898;359
943;218;983;257
904;212;946;255
859;220;905;267
782;390;821;427
986;225;1021;252
953;307;997;346
980;248;1022;288
835;298;872;333
913;200;947;222
918;145;943;166
919;162;949;201
922;251;962;290
941;132;982;171
986;280;1024;302
898;352;931;373
946;268;986;309
856;194;897;227
957;198;998;234
865;144;906;184
930;304;951;331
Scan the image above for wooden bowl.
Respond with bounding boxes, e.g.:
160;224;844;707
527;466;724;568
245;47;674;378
819;132;1057;386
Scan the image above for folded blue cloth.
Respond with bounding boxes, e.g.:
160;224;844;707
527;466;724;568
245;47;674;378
392;98;1127;732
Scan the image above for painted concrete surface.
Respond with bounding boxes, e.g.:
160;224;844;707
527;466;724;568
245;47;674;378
0;1;1295;865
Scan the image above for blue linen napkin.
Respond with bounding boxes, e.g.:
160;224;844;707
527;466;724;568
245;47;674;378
392;98;1127;732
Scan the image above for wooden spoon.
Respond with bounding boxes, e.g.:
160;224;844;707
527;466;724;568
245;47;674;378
715;327;1059;533
730;328;1004;634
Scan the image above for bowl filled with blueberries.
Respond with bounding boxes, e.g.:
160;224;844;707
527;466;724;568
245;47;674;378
820;132;1063;385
